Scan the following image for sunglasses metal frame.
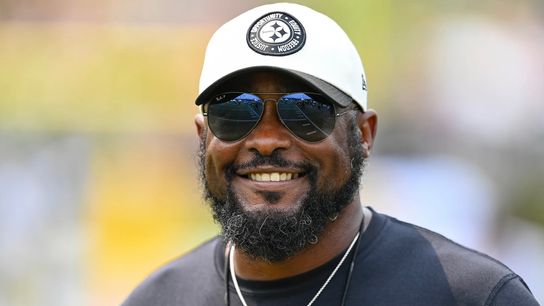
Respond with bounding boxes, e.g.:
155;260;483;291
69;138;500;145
201;92;357;142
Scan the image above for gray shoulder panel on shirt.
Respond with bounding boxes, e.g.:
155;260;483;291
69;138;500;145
486;275;541;306
416;227;537;305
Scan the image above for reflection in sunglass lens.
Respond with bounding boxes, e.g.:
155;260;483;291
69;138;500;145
277;93;335;142
207;93;264;141
206;93;337;142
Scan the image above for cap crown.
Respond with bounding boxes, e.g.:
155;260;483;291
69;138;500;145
198;3;367;110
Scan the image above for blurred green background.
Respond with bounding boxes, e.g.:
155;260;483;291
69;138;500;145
1;1;543;305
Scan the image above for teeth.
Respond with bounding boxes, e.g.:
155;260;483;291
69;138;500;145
249;172;299;182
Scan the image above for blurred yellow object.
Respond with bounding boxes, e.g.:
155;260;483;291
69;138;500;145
86;135;217;305
0;23;209;132
0;21;223;305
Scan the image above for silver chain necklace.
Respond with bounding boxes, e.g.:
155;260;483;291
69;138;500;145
228;227;361;306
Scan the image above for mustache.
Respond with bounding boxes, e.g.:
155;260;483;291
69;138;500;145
225;151;316;180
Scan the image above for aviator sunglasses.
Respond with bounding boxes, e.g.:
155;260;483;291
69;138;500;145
202;92;355;142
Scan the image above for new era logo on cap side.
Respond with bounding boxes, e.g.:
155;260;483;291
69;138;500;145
246;12;306;56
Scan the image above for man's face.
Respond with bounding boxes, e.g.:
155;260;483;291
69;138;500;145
196;71;366;262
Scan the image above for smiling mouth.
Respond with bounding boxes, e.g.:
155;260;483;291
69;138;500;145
243;172;304;182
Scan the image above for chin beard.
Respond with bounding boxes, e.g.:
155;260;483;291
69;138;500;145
199;121;365;262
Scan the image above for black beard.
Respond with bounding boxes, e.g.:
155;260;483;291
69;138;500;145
199;121;365;262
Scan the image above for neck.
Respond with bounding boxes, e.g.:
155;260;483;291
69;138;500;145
231;199;365;281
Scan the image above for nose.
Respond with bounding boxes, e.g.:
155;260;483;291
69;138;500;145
243;100;293;156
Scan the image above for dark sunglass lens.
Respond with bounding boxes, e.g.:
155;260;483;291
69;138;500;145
207;93;264;141
277;93;336;142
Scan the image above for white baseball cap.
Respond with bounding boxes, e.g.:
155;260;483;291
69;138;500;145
195;2;368;110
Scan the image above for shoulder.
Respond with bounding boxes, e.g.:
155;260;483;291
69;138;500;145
121;237;225;306
382;214;537;305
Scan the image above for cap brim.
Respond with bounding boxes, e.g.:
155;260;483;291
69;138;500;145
195;66;353;107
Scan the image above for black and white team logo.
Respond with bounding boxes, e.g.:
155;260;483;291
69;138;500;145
247;12;306;56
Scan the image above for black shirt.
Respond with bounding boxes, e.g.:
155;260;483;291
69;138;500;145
122;209;539;306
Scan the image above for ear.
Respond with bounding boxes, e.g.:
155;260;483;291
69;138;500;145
356;109;378;157
195;113;206;141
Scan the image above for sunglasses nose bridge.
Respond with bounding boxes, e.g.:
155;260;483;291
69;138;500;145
258;97;294;131
252;98;290;132
243;98;293;155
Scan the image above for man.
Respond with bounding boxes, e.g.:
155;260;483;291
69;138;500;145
122;3;539;305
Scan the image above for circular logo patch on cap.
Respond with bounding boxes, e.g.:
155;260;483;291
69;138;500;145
247;12;306;56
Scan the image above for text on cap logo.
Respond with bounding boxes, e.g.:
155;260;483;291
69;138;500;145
246;12;306;56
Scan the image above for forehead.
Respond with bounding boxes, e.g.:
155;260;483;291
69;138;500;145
211;70;315;94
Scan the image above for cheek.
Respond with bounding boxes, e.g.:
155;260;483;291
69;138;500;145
204;137;241;196
316;150;351;190
314;128;353;189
